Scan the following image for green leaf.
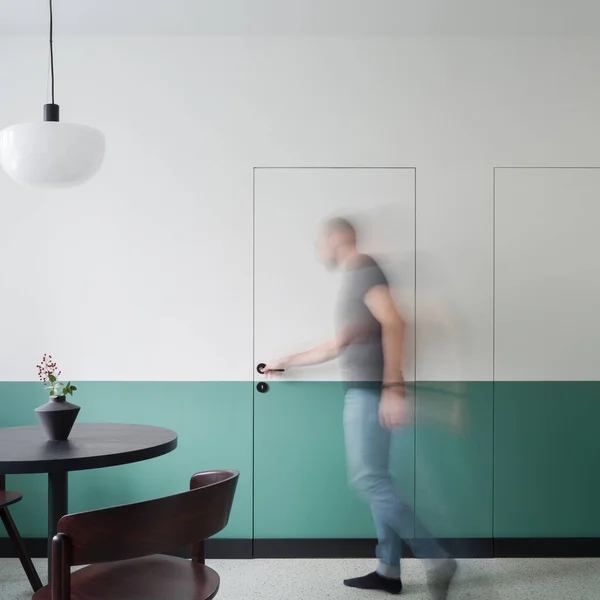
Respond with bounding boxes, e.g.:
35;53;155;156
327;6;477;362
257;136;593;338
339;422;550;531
48;374;56;383
71;386;77;392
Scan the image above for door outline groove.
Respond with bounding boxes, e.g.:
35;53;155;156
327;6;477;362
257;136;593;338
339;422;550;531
252;166;416;549
254;166;416;170
492;166;600;549
251;167;256;556
492;166;496;553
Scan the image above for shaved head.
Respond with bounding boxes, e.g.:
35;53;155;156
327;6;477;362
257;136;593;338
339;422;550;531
319;216;359;269
323;216;357;244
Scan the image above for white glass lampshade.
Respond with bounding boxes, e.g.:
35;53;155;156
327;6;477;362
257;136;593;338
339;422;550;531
0;121;105;188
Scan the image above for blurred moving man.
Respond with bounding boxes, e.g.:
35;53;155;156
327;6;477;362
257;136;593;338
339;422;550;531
263;217;457;599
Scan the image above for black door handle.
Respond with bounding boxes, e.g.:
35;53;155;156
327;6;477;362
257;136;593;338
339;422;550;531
256;382;269;393
257;363;285;375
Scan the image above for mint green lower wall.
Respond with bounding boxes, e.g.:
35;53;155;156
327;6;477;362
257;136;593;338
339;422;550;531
1;381;599;540
0;383;253;539
494;382;600;537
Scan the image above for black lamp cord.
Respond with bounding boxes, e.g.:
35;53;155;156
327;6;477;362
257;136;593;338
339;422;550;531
44;0;59;121
49;0;55;104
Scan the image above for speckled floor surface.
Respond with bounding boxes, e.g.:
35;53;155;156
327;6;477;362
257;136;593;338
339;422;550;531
2;557;600;599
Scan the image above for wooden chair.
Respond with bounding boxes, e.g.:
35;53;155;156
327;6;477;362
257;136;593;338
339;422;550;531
33;469;239;600
0;489;43;591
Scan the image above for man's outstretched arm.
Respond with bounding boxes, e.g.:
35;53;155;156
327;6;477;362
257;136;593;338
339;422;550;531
262;327;362;374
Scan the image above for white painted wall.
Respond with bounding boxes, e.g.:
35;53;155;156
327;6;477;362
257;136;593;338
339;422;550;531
1;37;599;381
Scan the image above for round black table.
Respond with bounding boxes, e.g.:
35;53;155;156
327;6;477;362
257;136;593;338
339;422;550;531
0;423;178;579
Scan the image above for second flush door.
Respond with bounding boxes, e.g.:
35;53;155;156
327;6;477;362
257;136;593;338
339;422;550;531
253;167;416;541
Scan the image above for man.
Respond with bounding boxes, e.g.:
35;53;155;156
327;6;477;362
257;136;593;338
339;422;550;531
263;217;457;599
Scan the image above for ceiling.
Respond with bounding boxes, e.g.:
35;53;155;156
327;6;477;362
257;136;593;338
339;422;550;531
1;0;600;36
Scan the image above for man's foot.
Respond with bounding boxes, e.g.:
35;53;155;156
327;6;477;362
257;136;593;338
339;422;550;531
426;558;458;600
343;571;403;595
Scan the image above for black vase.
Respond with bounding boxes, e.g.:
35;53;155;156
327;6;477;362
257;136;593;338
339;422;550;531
35;395;81;441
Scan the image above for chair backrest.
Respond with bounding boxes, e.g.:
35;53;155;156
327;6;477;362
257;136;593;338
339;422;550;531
57;470;238;566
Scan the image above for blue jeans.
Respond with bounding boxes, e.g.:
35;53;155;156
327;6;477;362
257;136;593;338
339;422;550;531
343;387;446;578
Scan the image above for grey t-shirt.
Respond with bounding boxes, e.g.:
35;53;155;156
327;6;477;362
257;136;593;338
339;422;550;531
337;254;388;388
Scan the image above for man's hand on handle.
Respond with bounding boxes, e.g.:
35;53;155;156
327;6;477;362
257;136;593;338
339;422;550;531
262;359;289;377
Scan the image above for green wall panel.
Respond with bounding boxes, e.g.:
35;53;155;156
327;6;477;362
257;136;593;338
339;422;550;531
253;381;415;538
0;382;253;539
415;382;493;538
3;380;600;543
494;381;600;538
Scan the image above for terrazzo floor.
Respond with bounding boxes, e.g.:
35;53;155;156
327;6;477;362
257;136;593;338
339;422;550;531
2;557;600;599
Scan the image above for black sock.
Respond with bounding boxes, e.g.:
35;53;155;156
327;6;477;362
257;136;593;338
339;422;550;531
343;571;402;595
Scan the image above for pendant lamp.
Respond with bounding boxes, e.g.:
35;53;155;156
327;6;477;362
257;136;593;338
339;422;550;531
0;0;105;188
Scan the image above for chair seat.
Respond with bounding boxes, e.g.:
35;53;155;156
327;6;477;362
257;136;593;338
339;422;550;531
33;555;220;600
0;491;22;508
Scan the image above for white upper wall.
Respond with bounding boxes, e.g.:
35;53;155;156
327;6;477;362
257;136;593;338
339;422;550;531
2;0;600;36
0;36;599;381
